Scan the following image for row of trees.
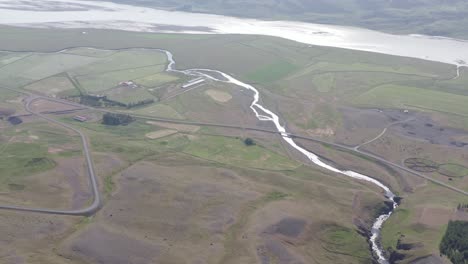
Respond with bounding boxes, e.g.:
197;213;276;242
102;113;134;126
440;221;468;264
80;95;102;107
126;99;155;109
457;204;468;210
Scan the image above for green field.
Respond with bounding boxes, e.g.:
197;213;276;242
183;135;300;170
69;50;167;76
130;103;185;119
0;46;180;106
75;65;165;93
246;59;299;83
0;142;55;184
0;122;82;189
104;86;155;105
352;84;468;117
134;72;179;87
319;224;372;261
23;75;79;96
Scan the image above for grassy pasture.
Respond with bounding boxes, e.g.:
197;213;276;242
0;47;170;102
23;75;79;96
246;59;299;83
0;52;32;67
104;86;155;105
0;88;20;103
61;47;117;58
352;84;468;117
183;135;300;170
313;73;335;93
0;121;81;189
381;183;468;259
134;72;179;87
0;53;97;88
129;103;185;119
319;224;372;261
74;64;166;93
438;164;468;178
69;50;167;76
0;142;55;184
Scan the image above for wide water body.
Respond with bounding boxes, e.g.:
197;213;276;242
0;0;468;66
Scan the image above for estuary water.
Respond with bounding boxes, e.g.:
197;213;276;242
0;0;467;66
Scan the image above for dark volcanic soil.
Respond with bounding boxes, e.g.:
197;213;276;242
390;115;467;148
258;239;305;264
265;218;307;238
66;225;160;264
409;255;444;264
258;218;308;264
339;106;467;148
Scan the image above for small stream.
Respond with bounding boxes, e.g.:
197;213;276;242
160;49;397;263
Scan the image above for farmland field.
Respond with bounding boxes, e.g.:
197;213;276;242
352;84;468;117
23;75;78;96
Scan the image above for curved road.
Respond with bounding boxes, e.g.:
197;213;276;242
0;87;466;218
21;92;468;197
354;117;415;151
0;95;101;216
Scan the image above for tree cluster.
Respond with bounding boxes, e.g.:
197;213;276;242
244;138;255;146
80;95;102;107
440;221;468;264
102;113;134;126
126;99;155;109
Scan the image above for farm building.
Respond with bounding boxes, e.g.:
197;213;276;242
73;115;88;122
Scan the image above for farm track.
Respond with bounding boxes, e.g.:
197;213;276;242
354;117;415;151
0;88;101;216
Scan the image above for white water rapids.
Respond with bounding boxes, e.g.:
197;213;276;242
159;49;396;263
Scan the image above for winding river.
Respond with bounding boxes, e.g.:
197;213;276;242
2;1;465;262
159;49;396;263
